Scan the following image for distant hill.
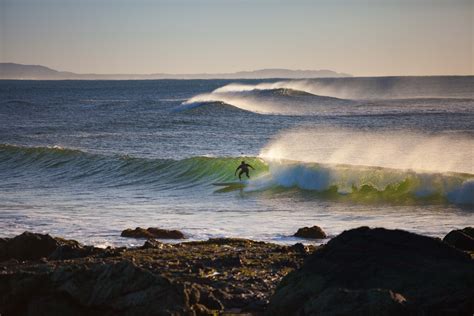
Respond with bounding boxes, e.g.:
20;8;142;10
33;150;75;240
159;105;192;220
0;63;351;80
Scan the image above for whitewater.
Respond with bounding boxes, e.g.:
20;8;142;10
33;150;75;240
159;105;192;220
0;77;473;247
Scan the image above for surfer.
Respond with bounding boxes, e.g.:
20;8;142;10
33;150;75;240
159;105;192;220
235;161;254;181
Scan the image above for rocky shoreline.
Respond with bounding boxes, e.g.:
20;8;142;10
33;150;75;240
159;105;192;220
1;227;473;315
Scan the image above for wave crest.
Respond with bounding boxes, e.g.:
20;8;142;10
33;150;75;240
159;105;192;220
246;161;473;205
178;86;352;115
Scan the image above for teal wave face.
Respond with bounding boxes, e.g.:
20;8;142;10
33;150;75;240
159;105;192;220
246;161;474;206
1;144;472;205
0;144;267;187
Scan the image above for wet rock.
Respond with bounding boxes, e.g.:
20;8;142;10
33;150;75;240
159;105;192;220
199;288;224;311
268;227;474;315
192;303;212;315
302;288;407;315
211;255;243;268
290;243;307;254
0;232;60;261
0;260;193;315
294;225;327;239
242;298;268;313
49;244;102;260
187;283;201;305
0;231;311;314
443;227;474;251
121;227;185;239
141;238;164;249
462;227;474;238
0;232;95;262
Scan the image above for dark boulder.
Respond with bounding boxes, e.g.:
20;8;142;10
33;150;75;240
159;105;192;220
294;226;327;239
0;260;194;315
267;227;474;315
301;288;407;315
196;286;224;312
211;255;243;268
140;238;165;249
443;227;474;251
48;244;103;261
0;232;103;262
121;227;185;239
462;227;474;238
0;232;60;261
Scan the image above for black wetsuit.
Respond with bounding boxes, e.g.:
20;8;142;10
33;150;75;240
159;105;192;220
235;163;254;180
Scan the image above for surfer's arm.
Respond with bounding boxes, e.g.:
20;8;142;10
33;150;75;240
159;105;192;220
234;166;241;175
248;164;255;170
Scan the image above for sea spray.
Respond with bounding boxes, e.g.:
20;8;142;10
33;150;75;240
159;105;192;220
259;127;474;174
254;127;474;204
198;76;474;99
180;88;351;115
179;79;474;116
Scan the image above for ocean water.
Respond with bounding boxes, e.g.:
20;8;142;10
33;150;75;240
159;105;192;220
0;77;473;247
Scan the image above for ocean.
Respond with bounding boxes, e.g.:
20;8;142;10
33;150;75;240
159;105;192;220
1;77;473;247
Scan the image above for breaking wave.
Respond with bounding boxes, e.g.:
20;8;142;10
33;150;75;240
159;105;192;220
177;77;474;116
1;144;472;206
176;87;353;115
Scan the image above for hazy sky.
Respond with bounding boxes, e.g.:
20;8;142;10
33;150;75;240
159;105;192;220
0;0;472;76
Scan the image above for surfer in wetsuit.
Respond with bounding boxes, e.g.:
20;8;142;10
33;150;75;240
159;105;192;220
235;161;254;181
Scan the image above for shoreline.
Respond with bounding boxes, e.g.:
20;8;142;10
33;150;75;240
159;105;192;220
1;226;473;315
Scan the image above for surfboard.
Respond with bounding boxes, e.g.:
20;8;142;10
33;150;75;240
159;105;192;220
212;181;247;192
212;181;247;187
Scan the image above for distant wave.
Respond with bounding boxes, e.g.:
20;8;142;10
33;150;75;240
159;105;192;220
177;78;474;116
177;87;353;115
1;144;472;206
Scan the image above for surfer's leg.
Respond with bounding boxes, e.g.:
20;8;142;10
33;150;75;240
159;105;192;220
238;170;244;180
245;171;250;178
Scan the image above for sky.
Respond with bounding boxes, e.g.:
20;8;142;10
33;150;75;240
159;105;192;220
0;0;472;76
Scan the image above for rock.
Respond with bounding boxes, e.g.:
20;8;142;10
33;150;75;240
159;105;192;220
0;232;59;261
141;238;164;249
302;288;407;315
0;232;94;262
294;225;327;239
200;291;224;311
290;243;307;254
0;260;193;315
444;227;474;251
462;227;474;238
211;255;243;268
121;227;185;239
192;303;212;316
49;244;102;261
0;230;311;314
187;283;201;305
267;227;474;315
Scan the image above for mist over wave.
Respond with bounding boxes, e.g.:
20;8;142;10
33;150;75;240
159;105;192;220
260;127;474;174
179;77;474;116
212;77;474;99
178;87;352;115
246;161;473;205
253;127;474;205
